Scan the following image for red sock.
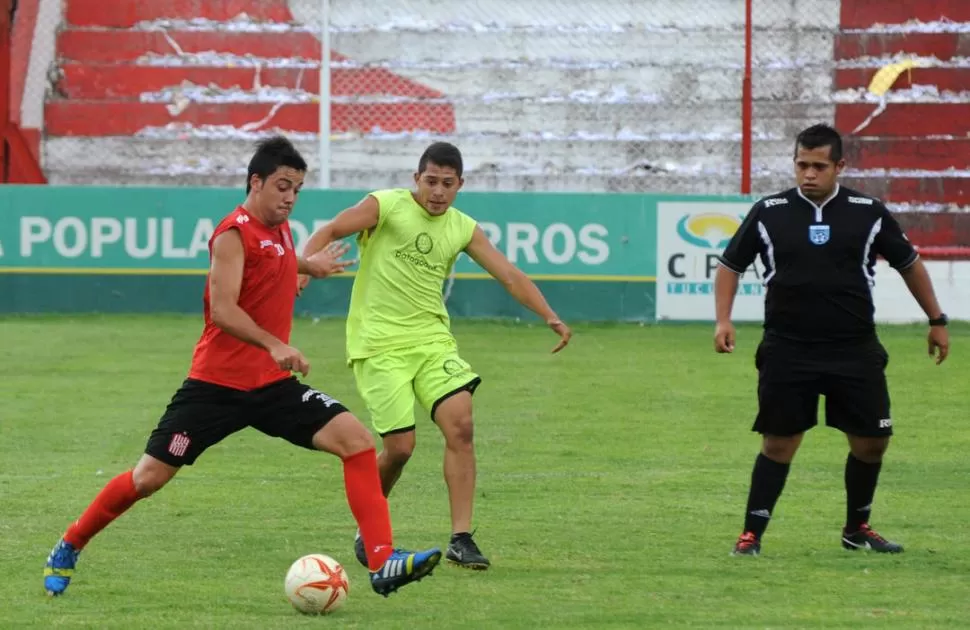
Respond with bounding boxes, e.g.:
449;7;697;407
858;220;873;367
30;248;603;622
342;448;394;571
64;470;141;550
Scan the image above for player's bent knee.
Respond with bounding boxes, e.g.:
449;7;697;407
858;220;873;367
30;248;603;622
132;454;179;497
311;412;375;458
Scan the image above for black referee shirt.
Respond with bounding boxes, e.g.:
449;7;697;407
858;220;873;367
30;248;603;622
718;184;919;343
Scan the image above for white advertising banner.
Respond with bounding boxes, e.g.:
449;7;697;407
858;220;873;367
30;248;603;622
656;200;765;322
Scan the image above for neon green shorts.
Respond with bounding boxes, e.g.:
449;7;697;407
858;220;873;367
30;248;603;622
351;341;482;436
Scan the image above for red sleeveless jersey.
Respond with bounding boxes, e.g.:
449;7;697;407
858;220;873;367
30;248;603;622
188;206;298;390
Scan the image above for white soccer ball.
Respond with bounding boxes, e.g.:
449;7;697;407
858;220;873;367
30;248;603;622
284;553;350;615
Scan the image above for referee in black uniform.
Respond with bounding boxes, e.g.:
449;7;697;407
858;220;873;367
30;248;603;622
714;124;950;556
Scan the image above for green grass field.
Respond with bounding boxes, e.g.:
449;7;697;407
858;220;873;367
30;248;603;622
2;315;969;629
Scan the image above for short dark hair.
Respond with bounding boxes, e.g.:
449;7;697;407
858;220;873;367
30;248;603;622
418;142;463;177
794;124;843;163
246;135;307;193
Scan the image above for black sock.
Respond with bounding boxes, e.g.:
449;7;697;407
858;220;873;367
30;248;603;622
743;453;791;538
845;453;882;532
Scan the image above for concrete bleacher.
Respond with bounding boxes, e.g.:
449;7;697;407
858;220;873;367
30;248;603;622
31;0;969;219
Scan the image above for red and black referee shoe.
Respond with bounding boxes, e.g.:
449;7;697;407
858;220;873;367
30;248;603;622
842;523;904;553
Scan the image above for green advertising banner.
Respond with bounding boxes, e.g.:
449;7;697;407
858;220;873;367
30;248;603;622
0;185;670;321
0;186;656;281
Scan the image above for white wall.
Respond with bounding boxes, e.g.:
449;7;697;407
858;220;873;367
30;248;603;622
20;0;62;131
873;261;970;324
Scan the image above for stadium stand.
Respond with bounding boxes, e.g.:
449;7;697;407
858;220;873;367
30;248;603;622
9;0;970;245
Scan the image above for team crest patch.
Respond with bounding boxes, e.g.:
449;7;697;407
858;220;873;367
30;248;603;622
168;432;191;457
809;224;830;245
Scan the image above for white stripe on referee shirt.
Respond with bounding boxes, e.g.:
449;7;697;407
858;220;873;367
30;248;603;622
756;221;776;286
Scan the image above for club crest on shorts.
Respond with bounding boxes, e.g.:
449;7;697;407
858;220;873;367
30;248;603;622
167;432;191;457
809;224;830;245
442;359;464;376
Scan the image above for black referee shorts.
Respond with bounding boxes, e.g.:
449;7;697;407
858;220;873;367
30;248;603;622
145;377;350;467
753;335;893;438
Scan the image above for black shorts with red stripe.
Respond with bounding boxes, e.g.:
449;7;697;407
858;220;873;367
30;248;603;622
145;377;349;467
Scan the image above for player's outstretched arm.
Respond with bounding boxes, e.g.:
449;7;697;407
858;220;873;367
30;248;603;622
298;241;357;278
297;195;380;295
304;195;380;258
464;226;571;353
210;230;310;375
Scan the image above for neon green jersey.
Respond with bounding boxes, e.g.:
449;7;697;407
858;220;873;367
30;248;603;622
346;188;478;361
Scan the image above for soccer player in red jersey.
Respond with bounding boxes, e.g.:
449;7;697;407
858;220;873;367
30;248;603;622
43;136;442;598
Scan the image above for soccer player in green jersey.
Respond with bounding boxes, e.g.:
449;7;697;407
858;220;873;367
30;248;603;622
302;142;572;570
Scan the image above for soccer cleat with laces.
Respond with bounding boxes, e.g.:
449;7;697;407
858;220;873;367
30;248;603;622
731;531;761;556
842;524;903;553
446;531;490;570
43;538;81;596
369;547;442;597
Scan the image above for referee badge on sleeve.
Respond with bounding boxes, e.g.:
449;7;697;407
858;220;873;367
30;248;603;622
809;224;831;245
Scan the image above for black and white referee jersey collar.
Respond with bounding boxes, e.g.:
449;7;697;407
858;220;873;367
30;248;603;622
796;183;841;222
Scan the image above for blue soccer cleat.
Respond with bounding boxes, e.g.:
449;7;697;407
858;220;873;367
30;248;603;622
370;547;442;597
44;538;81;596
